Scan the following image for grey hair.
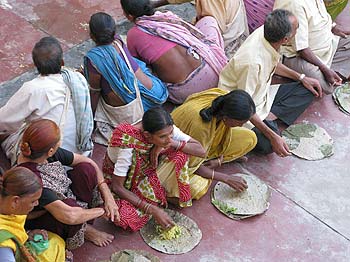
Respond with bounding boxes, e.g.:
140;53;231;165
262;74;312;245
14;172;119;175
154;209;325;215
264;9;294;43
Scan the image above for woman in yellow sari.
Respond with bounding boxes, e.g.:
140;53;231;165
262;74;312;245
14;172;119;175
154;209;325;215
0;167;66;262
172;88;258;199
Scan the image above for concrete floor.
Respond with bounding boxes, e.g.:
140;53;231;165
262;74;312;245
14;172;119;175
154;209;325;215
0;1;349;261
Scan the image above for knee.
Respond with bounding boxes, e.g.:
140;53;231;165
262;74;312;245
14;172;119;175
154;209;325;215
68;162;96;178
233;128;258;152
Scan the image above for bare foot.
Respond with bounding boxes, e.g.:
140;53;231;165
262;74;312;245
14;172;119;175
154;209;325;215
65;250;74;262
84;224;114;247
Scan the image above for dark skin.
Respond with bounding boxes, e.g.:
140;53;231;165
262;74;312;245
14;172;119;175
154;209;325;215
297;24;350;87
124;14;201;84
88;36;153;114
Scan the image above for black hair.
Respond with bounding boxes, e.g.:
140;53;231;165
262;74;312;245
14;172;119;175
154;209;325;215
200;90;256;122
32;37;63;75
142;107;174;134
264;9;294;43
120;0;155;18
89;12;116;45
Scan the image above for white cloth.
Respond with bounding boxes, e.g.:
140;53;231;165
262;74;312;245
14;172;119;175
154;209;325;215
0;74;80;159
108;125;191;177
273;0;339;67
218;27;280;129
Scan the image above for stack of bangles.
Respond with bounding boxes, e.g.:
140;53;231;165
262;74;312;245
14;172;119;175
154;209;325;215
175;140;187;151
136;199;153;214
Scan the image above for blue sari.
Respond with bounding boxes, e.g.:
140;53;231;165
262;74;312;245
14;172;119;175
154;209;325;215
84;44;168;111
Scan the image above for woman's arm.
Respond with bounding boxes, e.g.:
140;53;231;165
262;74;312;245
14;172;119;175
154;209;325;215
195;164;248;192
170;137;206;158
44;200;105;225
86;64;102;114
70;153;120;222
111;175;174;229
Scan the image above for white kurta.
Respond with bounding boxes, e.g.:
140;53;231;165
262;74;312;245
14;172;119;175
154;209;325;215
274;0;339;67
0;74;78;161
218;26;280;129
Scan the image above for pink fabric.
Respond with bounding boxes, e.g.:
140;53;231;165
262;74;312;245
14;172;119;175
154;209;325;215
167;60;219;104
127;27;177;64
244;0;274;33
131;11;227;75
195;16;225;50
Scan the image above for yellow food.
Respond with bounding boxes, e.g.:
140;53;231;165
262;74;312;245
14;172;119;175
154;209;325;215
156;225;182;240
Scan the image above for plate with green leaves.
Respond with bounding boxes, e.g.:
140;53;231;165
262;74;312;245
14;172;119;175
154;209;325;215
282;123;334;160
333;83;350;115
211;173;271;220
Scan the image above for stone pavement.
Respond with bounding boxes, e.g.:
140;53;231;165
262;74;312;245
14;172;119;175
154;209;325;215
0;1;349;261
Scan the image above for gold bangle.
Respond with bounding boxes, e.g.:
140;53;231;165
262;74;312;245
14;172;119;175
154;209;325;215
211;169;215;181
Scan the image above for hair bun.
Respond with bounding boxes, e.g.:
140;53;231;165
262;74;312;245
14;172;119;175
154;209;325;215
20;142;32;157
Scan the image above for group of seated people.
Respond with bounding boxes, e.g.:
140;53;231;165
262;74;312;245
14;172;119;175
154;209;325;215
0;0;349;261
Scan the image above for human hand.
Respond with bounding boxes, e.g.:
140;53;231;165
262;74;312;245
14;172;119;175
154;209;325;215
332;25;350;38
271;135;291;157
27;229;48;242
150;145;164;168
320;66;342;87
204;155;223;169
301;76;323;98
149;205;175;230
104;198;120;223
224;175;248;192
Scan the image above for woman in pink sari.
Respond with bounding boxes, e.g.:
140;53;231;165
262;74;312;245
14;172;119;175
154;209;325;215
121;0;227;104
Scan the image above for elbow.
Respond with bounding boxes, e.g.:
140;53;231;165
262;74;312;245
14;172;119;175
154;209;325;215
198;150;206;159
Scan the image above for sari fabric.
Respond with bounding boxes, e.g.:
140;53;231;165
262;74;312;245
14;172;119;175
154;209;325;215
84;44;168;111
171;88;257;184
135;11;227;75
103;123;192;231
324;0;348;19
0;215;65;262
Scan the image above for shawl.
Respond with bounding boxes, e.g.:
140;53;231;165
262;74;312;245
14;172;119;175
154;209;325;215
84;45;168;111
135;11;227;75
61;68;94;152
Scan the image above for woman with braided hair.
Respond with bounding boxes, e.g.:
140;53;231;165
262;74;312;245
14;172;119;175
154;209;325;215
171;88;258;198
0;167;66;262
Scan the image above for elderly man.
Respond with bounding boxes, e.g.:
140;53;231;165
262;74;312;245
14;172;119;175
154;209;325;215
274;0;350;94
0;37;93;164
218;9;321;156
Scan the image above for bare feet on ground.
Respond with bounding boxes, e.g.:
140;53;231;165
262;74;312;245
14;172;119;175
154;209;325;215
84;224;114;247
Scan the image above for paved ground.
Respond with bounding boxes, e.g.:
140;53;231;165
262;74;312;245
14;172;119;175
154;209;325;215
0;1;349;262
